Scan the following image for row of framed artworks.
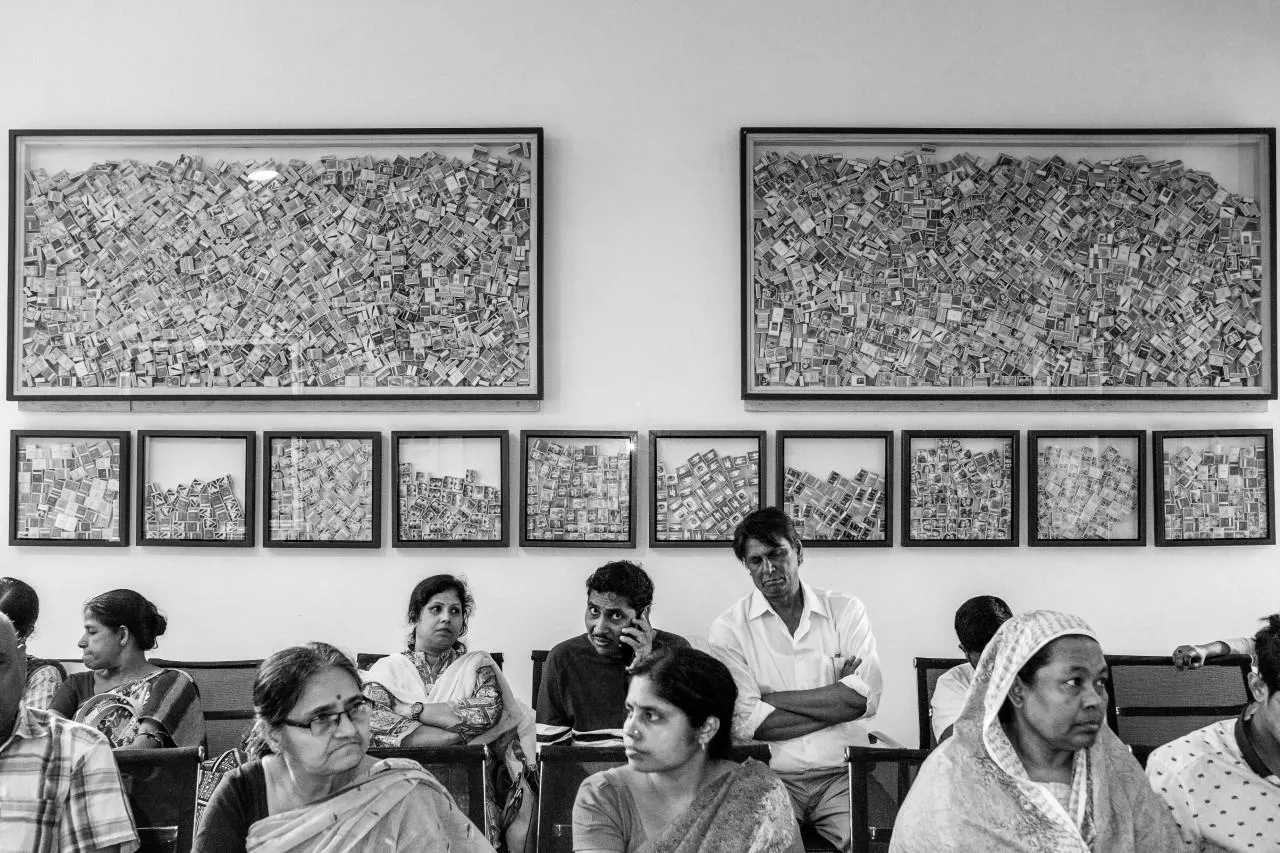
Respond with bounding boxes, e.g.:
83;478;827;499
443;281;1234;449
9;428;1273;549
7;127;1276;404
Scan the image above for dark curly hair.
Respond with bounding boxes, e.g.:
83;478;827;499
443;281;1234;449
1254;613;1280;694
732;507;803;564
586;561;654;612
0;577;40;640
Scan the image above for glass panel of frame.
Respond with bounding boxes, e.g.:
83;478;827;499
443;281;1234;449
902;431;1019;546
9;128;542;402
650;431;766;548
263;432;381;548
741;128;1276;401
393;431;508;547
520;431;637;547
776;430;892;547
136;431;255;547
1028;431;1145;546
10;430;129;546
1153;430;1274;546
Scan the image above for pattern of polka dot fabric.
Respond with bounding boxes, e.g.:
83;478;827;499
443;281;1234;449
1146;718;1280;852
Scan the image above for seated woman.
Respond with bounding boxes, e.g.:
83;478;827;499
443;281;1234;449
49;588;204;750
573;647;802;853
194;642;495;853
890;610;1182;853
362;574;535;852
0;576;65;709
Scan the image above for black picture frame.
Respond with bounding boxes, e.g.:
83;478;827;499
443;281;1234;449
1152;429;1274;546
902;430;1019;547
135;430;256;547
392;430;509;548
775;430;892;547
741;128;1276;402
263;431;382;548
520;430;637;548
10;429;130;546
1027;430;1145;547
650;430;767;548
9;128;543;402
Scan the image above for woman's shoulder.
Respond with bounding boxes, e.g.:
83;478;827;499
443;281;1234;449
155;666;197;687
577;764;631;800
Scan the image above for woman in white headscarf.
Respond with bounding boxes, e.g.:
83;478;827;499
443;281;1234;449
891;610;1184;853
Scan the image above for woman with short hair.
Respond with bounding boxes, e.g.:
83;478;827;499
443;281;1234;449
0;576;64;709
49;588;204;749
573;646;802;853
195;641;495;853
891;610;1181;853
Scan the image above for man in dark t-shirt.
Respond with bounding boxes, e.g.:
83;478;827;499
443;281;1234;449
535;561;687;744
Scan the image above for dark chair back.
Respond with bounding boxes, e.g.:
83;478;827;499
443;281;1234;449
114;746;201;853
845;746;931;853
1105;654;1252;749
152;659;261;756
368;744;489;831
531;649;548;705
913;657;964;749
533;742;769;853
359;651;505;671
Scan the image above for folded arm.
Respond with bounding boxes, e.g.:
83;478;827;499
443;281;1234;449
762;682;869;725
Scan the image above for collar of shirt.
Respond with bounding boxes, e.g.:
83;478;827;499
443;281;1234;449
747;581;830;633
1235;706;1280;778
0;704;42;753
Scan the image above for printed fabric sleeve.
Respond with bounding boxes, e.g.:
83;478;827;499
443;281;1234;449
139;669;206;749
1144;748;1204;851
364;681;423;748
835;597;883;718
707;615;776;742
23;663;64;711
572;773;628;853
448;663;503;738
61;732;140;853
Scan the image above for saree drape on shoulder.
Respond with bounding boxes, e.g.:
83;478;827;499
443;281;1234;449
76;667;205;750
245;757;495;853
647;759;803;853
890;610;1186;853
363;650;536;851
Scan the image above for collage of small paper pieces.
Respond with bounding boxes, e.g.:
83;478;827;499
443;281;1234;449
18;144;533;391
655;448;760;540
15;438;122;540
784;465;886;541
399;463;501;541
269;437;375;541
1036;443;1139;539
750;148;1265;390
909;438;1012;540
1162;440;1270;539
144;474;245;540
525;438;630;541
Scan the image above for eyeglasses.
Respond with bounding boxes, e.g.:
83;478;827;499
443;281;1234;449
282;696;374;737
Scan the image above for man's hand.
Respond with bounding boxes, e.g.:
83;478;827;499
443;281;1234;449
1171;644;1207;670
838;655;863;680
620;614;657;666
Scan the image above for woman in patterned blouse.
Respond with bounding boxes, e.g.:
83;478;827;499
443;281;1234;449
0;577;65;710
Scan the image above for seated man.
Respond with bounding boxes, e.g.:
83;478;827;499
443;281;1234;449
536;560;687;744
709;507;883;852
0;614;139;853
1147;613;1280;853
931;595;1012;743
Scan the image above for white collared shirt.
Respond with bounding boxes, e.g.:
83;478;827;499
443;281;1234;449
708;581;883;772
930;662;974;742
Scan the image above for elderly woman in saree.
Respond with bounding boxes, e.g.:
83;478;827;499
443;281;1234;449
0;576;65;709
890;610;1182;853
195;642;495;853
574;647;802;853
50;588;204;749
362;574;536;852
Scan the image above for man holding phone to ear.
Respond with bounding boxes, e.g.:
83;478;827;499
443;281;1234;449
536;561;688;745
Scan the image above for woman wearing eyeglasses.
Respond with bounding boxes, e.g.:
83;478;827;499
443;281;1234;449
194;642;496;853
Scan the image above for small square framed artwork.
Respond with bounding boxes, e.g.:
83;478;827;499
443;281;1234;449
776;430;892;546
1028;431;1145;546
650;431;766;547
902;431;1018;546
136;431;256;547
520;431;637;547
1153;430;1274;546
263;432;382;548
10;430;130;546
392;431;508;547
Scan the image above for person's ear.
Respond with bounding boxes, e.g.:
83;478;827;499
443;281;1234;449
1007;678;1026;709
640;605;652;620
1248;671;1268;704
697;716;720;748
117;626;130;647
795;540;804;567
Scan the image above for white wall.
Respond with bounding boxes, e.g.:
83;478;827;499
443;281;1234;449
2;0;1278;747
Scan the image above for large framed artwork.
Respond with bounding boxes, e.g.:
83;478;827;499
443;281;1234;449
9;128;542;402
1027;430;1145;546
775;430;892;546
392;430;508;547
902;430;1018;546
136;430;256;547
263;431;382;548
10;430;130;546
650;431;766;548
520;431;637;547
1153;429;1273;546
741;128;1276;401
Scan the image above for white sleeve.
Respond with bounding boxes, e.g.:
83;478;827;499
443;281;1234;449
835;597;883;718
708;614;776;741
